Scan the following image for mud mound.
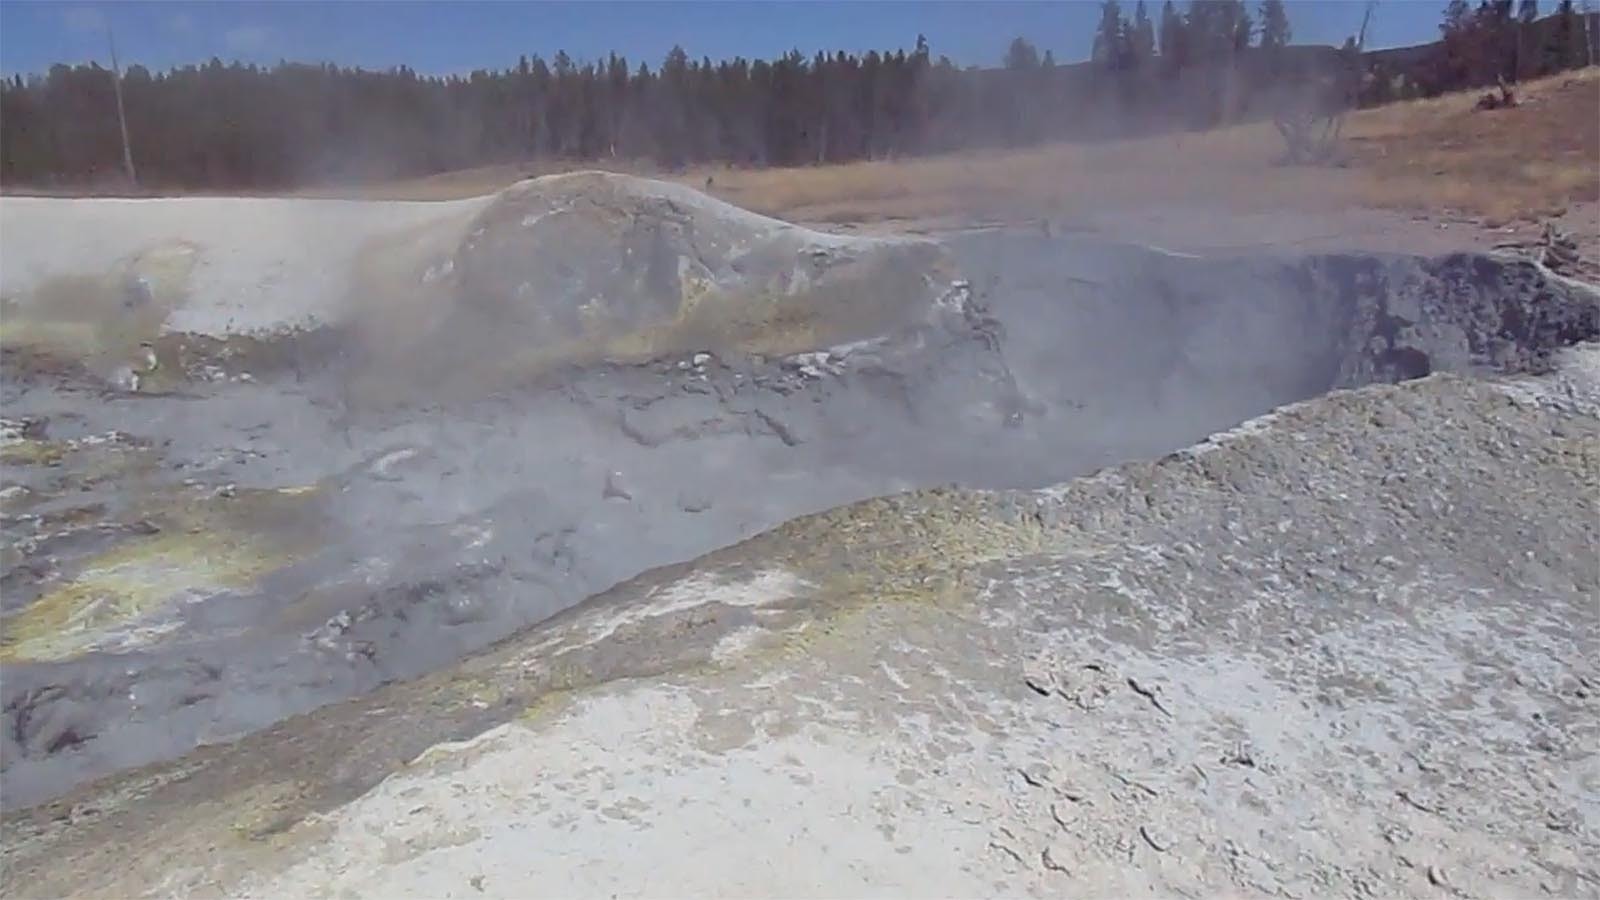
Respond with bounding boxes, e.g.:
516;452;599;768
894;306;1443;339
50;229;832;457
345;171;968;404
1;174;980;406
458;172;954;357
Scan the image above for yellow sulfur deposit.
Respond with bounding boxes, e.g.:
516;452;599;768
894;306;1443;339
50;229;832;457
0;531;286;662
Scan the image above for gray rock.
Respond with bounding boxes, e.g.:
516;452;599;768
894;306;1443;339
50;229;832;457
676;491;713;514
603;470;633;501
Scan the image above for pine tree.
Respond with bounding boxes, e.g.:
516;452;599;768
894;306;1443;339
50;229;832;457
1132;1;1158;69
1093;1;1126;69
656;46;690;167
605;53;628;157
1483;0;1519;81
1003;37;1041;69
1435;0;1484;88
1259;0;1292;51
1516;0;1539;78
1159;0;1188;72
1186;0;1235;61
1233;3;1255;51
906;36;932;153
1551;0;1583;69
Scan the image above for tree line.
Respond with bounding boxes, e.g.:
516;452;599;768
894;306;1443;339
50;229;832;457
1425;0;1594;93
0;0;1592;190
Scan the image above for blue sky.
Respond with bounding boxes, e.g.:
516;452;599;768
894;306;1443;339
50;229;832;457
1;1;1450;77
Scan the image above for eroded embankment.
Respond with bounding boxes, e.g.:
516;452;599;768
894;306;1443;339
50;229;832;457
0;174;1596;815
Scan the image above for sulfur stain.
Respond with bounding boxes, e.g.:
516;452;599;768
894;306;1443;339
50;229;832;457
0;439;67;466
0;530;289;662
225;779;320;841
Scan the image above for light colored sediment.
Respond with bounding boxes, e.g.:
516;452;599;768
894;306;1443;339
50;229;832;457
0;194;488;335
4;346;1597;899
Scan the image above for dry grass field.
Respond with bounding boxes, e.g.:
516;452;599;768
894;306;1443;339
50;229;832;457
1342;66;1599;224
314;68;1597;231
694;67;1598;226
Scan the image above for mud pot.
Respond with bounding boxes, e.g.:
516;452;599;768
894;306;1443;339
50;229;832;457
0;175;1596;895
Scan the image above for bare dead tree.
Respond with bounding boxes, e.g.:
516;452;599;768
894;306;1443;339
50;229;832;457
1271;83;1344;163
107;25;137;187
1329;3;1378;145
1586;0;1599;67
1273;1;1376;164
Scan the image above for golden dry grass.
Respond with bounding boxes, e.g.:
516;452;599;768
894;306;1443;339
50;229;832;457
688;127;1340;223
689;67;1598;226
1341;66;1599;223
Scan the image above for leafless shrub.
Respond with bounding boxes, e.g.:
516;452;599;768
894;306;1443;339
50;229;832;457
1270;75;1353;164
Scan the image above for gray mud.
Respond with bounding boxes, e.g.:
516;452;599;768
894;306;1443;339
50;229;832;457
1;188;1596;811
